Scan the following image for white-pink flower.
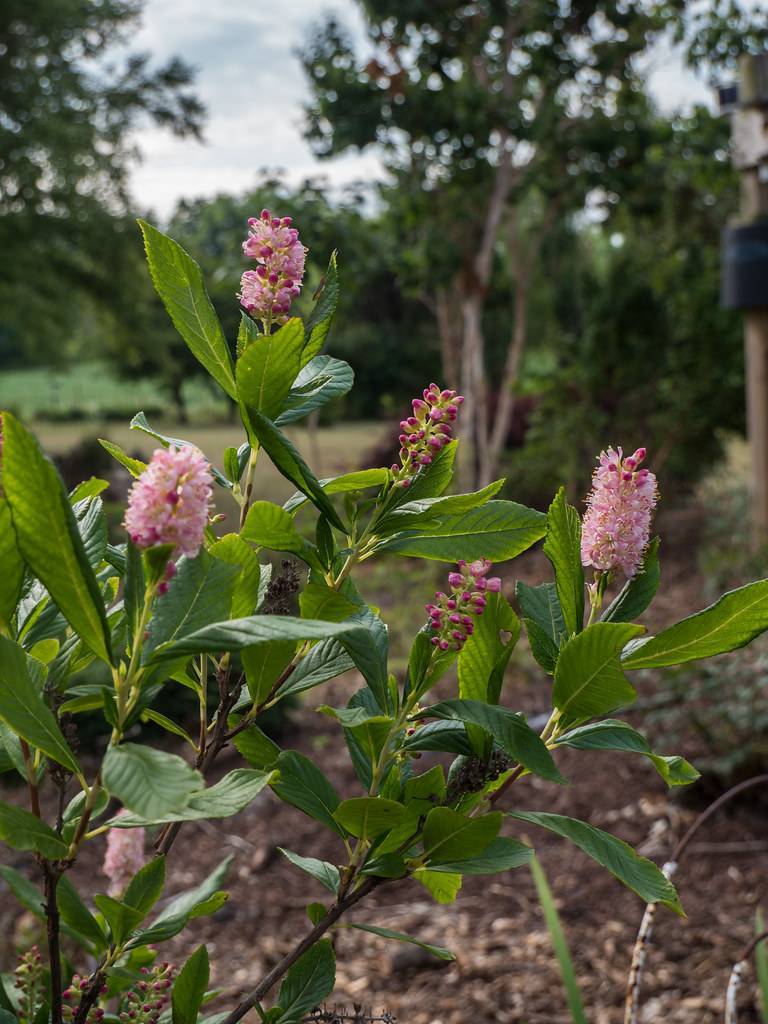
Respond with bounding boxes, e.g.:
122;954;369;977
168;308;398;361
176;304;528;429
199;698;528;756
581;446;658;578
238;209;307;323
123;446;213;559
102;812;146;897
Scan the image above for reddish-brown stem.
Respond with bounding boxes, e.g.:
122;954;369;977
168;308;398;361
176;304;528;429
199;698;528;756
43;864;64;1024
671;774;768;863
20;739;41;818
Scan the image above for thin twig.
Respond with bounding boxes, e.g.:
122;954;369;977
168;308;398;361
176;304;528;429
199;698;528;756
43;864;64;1024
725;926;768;1022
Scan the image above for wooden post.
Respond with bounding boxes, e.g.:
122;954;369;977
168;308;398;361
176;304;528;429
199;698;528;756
727;54;768;548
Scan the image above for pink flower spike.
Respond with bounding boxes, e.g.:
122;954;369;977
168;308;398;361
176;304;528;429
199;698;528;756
123;446;213;561
581;445;658;577
239;211;307;324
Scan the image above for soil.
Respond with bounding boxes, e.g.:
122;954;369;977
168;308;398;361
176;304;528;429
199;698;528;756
2;504;767;1024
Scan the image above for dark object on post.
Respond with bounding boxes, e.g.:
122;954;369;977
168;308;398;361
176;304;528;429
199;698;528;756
722;222;768;310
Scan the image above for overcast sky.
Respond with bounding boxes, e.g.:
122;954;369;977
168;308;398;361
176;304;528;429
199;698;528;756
127;0;713;221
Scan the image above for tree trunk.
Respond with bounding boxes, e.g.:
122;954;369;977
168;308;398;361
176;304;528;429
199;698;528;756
434;285;461;386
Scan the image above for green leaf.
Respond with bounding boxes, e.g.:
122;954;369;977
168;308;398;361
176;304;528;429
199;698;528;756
379;501;546;562
756;909;768;1024
509;811;682;913
389;441;457;506
70;477;110;503
276;939;335;1024
237;317;304;422
412;868;462;904
3;414;113;664
299;583;357;623
429;836;532;875
209;534;261;618
129;413;230;489
602;538;660;623
283;469;389;514
422;700;564;783
102;743;203;818
529;853;588;1024
622;578;768;670
347;924;455;962
0;500;24;632
301;250;338;366
275;639;354;700
93;894;144;945
332;797;405;839
276;355;354;426
75;496;107;568
138;220;236;398
375;479;505;536
555;720;699;787
108;769;274;826
98;439;147;477
402;722;473;756
172;946;210;1024
243;641;295;706
421;807;501;865
231;723;281;769
57;876;107;950
278;849;340;894
458;592;520;706
543;488;584;637
143;552;239;657
153;856;232;925
237;409;346;531
0;866;45;919
553;622;644;725
241;501;322;570
271;751;344;835
516;581;567;673
124;857;166;915
0;637;80;774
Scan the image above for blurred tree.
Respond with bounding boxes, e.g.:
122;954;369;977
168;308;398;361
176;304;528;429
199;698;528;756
0;0;204;365
301;0;768;487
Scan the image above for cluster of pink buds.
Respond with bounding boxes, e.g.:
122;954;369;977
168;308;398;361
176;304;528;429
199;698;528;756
581;446;658;578
119;963;175;1024
392;384;464;486
123;446;213;571
62;975;106;1024
15;946;44;1024
426;559;501;651
102;811;147;897
238;209;307;325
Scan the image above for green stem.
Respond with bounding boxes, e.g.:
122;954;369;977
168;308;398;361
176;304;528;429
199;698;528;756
239;444;260;529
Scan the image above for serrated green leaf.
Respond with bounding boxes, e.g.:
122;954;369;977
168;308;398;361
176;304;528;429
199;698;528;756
58;876;107;950
278;849;340;894
602;538;660;623
3;414;113;664
0;636;80;774
94;894;145;945
271;751;343;836
429;836;532;875
138;220;236;398
241;501;322;570
283;469;389;514
412;868;462;904
553;622;644;725
421;807;501;864
333;797;405;839
347;924;454;961
509;810;682;913
102;743;202;818
277;940;335;1024
98;439;147;477
108;769;273;826
172;946;210;1024
622;578;768;669
543;488;584;636
209;534;261;618
124;857;166;915
301;251;338;366
153;856;232;925
237;317;304;422
276;355;354;426
0;500;24;632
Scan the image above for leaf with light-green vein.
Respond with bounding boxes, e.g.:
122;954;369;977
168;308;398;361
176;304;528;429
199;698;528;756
237;317;304;422
429;836;532;875
375;479;505;536
333;797;405;839
602;538;660;623
276;939;335;1024
278;849;340;894
209;533;262;618
283;469;389;514
152;856;232;925
143;552;239;658
102;743;203;818
2;414;113;664
129;413;230;488
553;622;644;725
458;592;519;705
98;439;147;477
378;500;546;562
0;801;69;859
421;700;564;783
0;500;24;631
622;577;768;669
239;410;346;531
277;354;353;426
107;769;274;826
509;810;682;913
172;946;210;1024
301;251;339;367
0;636;80;774
543;488;584;636
271;751;344;836
241;502;322;570
299;583;357;623
93;894;144;945
421;807;501;864
57;876;107;950
555;719;699;786
138;220;236;398
124;857;166;915
347;924;455;961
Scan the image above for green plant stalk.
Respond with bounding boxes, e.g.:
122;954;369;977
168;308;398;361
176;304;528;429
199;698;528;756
238;444;260;528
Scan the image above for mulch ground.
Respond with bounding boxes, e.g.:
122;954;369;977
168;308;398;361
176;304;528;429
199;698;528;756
2;504;767;1023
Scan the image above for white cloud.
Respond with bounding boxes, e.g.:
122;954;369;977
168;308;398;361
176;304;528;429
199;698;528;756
127;1;716;219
